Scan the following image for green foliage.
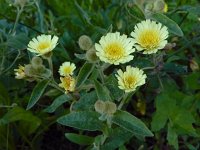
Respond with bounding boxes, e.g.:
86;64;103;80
113;110;153;137
57;111;105;131
0;0;200;149
26;80;49;110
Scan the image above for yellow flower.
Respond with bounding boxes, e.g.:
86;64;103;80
14;65;25;79
115;66;146;92
131;20;168;54
58;62;76;76
59;76;76;93
27;34;58;55
95;32;135;65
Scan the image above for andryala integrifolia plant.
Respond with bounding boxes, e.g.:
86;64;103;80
14;18;169;149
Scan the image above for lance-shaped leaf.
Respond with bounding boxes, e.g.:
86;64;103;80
57;111;105;131
94;80;111;101
150;13;183;37
112;110;153;137
76;63;94;87
26;80;49;110
65;133;94;145
43;94;71;113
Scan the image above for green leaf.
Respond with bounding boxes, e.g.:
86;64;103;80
105;75;123;101
73;91;97;111
76;63;94;87
183;72;200;90
167;123;178;150
43;94;71;113
7;33;29;49
112;110;153;137
94;80;111;101
65;133;94;145
57;111;105;131
101;127;133;150
151;93;176;131
150;13;184;36
26;80;49;110
0;106;41;133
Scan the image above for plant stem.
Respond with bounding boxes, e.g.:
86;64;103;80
97;63;105;83
12;6;24;34
47;57;53;75
118;93;128;109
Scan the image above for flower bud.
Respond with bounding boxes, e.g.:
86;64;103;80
104;101;117;115
94;100;106;114
24;64;34;77
78;35;93;51
13;0;27;8
153;0;165;12
86;47;98;63
31;56;43;69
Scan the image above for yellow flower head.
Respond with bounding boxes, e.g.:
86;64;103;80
115;66;146;93
14;65;25;79
59;76;76;93
95;32;135;65
131;20;168;54
58;62;76;76
27;34;58;55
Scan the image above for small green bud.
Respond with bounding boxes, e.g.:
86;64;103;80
41;68;52;78
36;65;46;73
94;100;106;114
31;56;43;69
13;0;27;7
86;47;98;63
153;0;165;12
78;35;93;51
24;64;34;77
104;101;117;115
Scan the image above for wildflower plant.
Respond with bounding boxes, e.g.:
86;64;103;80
1;0;200;150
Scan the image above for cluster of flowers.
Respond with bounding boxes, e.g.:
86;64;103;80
15;19;169;93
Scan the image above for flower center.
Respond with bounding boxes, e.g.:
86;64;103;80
64;67;72;75
124;75;136;88
105;42;124;61
37;42;50;52
138;30;160;50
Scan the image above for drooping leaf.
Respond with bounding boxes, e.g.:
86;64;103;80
94;80;111;101
57;111;105;131
150;13;184;36
112;110;153;137
76;63;94;87
65;133;94;145
26;80;49;110
43;94;71;113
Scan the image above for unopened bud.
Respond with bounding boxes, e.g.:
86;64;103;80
94;100;105;114
164;43;176;50
78;35;93;51
86;47;98;63
14;0;27;7
31;56;43;69
24;64;34;77
153;0;165;12
104;101;117;115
